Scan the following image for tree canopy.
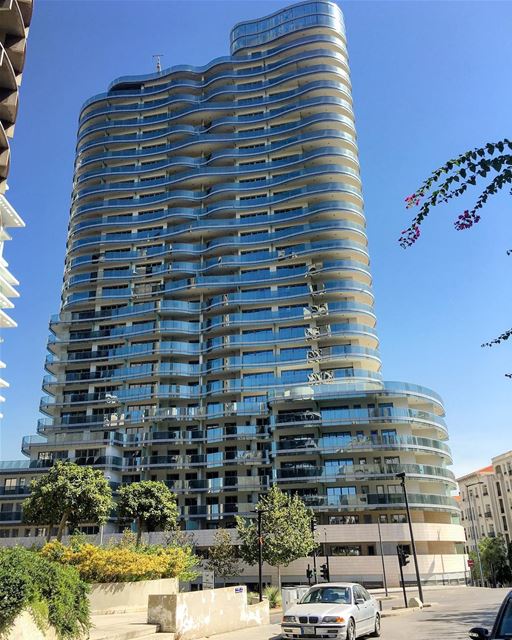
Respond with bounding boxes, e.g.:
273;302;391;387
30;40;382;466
205;528;243;585
470;535;512;586
22;461;113;541
236;486;316;586
117;481;179;545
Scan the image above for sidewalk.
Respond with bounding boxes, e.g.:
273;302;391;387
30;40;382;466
196;624;281;640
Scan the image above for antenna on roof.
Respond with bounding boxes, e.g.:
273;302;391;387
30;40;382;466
153;54;164;73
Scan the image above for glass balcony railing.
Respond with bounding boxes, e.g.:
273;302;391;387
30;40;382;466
275;462;455;482
80;32;348;114
273;434;451;456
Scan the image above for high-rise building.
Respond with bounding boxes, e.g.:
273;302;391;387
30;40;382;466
0;0;33;414
0;1;466;585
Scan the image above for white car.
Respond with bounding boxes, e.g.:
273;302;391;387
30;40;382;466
281;582;380;639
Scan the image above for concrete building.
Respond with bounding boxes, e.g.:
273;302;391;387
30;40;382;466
0;0;33;414
0;1;466;585
458;451;512;555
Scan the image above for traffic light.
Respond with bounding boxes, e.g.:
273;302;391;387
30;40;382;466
310;517;317;533
397;545;410;568
320;563;330;581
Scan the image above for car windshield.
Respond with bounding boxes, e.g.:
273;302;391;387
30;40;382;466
300;587;351;605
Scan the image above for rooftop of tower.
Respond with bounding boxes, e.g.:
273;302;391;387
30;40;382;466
82;1;345;113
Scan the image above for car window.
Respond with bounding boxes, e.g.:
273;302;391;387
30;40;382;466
360;587;371;601
496;599;512;637
301;587;351;605
353;586;363;601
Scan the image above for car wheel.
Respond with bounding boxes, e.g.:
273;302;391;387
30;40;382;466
346;618;356;640
369;613;381;637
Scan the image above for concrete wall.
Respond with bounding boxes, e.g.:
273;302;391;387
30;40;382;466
4;611;58;640
89;577;178;614
148;585;270;639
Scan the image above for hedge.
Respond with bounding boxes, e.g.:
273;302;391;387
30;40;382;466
0;546;90;639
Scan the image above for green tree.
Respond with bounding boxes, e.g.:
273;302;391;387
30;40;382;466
235;486;316;587
479;535;512;586
22;461;113;542
400;139;512;368
117;481;179;546
205;528;243;586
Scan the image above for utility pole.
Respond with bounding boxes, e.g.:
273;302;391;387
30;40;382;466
396;472;424;603
377;519;389;596
467;481;485;588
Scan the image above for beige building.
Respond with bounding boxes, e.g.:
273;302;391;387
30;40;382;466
0;0;33;413
458;452;512;554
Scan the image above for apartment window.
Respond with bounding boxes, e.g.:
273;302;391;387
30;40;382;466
391;514;407;523
332;546;362;556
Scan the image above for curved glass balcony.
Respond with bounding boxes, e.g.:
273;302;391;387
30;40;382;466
275;462;455;483
231;1;344;53
81;32;348;114
77;64;351;143
271;404;447;433
273;433;452;457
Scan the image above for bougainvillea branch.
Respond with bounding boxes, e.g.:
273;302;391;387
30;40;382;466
401;139;512;376
399;139;512;248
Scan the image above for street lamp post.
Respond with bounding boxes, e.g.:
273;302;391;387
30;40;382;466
396;472;424;603
466;481;485;588
255;508;268;602
377;519;389;597
99;474;111;546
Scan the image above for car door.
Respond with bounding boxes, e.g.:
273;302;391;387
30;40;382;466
353;585;372;634
360;586;377;632
352;586;369;634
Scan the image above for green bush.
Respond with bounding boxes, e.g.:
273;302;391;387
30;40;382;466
0;546;90;639
263;585;282;608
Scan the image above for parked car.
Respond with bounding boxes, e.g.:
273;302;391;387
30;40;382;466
469;590;512;639
281;582;380;639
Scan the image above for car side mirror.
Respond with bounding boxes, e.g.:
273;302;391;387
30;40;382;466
469;628;489;640
355;598;365;605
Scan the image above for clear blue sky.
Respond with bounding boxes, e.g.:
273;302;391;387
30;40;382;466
2;0;511;478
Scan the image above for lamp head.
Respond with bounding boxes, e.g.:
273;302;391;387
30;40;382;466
396;472;406;480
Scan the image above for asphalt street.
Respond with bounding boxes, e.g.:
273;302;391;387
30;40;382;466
204;586;509;640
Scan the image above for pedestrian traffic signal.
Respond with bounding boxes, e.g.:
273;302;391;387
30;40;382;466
320;563;330;581
397;545;410;568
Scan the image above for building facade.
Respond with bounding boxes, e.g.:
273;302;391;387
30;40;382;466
458;451;512;554
0;1;465;585
0;0;33;412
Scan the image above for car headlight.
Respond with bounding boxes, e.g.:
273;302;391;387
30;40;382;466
282;615;296;623
322;616;346;624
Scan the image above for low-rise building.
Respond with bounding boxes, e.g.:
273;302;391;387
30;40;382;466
458;452;512;554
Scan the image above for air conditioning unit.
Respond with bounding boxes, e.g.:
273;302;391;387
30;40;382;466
307;349;322;361
321;371;334;382
305;327;320;339
308;372;322;383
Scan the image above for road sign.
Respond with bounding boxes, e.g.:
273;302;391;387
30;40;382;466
468;559;475;568
202;570;215;589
